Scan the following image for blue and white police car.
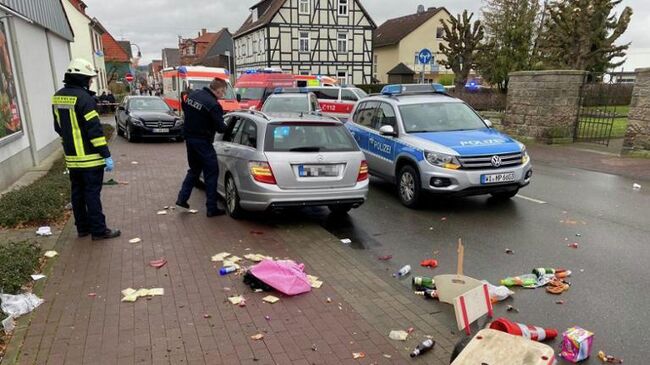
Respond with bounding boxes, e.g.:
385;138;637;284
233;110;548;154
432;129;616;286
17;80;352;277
346;84;532;208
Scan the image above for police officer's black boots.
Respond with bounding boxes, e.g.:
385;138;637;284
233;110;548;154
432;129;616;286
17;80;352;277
91;228;122;241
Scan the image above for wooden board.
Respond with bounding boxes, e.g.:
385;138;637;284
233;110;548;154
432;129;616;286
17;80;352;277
451;329;557;365
433;274;483;304
453;283;493;335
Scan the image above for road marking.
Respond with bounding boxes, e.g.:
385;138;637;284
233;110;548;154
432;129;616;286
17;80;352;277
515;194;547;204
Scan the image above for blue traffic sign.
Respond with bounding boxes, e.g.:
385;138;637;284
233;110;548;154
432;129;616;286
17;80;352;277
418;48;432;64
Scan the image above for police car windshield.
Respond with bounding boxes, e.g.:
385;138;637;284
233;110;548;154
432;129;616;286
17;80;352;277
399;102;487;133
128;98;170;112
187;81;236;99
237;87;265;100
262;96;310;113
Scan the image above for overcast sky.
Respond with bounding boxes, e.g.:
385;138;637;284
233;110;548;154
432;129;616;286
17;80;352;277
86;0;649;70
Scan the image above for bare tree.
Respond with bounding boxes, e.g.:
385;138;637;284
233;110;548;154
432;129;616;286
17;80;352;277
438;10;485;90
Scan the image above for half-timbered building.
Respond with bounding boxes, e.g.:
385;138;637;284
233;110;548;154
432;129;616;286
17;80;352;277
233;0;376;84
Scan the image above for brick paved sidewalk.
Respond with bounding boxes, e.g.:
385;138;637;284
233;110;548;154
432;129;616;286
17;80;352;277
4;133;459;365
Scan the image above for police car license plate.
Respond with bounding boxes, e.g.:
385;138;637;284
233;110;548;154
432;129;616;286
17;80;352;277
298;164;339;177
152;128;169;133
481;172;515;184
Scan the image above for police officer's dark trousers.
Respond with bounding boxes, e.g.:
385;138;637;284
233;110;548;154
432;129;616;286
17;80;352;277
177;137;219;212
69;168;107;235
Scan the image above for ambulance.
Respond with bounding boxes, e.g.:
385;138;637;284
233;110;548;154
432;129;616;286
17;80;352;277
234;72;296;111
162;66;240;112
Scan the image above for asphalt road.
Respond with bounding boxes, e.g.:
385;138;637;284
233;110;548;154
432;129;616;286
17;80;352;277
272;160;649;364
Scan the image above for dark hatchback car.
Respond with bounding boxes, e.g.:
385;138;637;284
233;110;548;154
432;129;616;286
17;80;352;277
115;96;183;142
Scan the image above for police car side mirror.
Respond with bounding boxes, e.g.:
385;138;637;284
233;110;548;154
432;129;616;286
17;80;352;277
484;119;493;128
236;93;242;102
379;125;397;137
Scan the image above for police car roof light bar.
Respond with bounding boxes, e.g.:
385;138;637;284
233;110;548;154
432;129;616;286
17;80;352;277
381;83;447;96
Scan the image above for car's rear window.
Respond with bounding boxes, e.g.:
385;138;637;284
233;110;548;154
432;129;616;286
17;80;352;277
265;123;358;152
262;96;310;113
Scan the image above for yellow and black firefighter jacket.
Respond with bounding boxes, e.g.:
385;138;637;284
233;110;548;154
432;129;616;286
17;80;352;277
52;85;110;169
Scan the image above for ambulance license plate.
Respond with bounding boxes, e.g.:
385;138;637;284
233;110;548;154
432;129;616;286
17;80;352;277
152;128;169;133
481;172;515;184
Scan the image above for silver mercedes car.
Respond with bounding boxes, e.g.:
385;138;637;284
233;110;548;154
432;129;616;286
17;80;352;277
214;110;369;218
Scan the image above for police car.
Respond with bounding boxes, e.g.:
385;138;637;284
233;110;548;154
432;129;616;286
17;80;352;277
346;84;532;208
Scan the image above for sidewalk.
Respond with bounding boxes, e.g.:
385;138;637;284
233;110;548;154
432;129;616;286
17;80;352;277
4;134;458;364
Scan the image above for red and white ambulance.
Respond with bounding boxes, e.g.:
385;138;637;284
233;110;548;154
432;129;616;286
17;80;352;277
234;72;296;110
307;86;369;120
162;66;240;112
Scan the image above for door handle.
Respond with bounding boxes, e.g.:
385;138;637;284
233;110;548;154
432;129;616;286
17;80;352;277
222;147;231;153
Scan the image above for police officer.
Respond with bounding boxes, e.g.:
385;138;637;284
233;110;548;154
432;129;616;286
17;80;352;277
52;58;121;240
175;78;228;216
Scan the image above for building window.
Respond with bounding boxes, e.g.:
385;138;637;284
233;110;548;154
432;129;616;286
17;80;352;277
436;26;445;39
259;36;264;54
337;71;348;84
373;54;378;78
299;32;310;52
253;35;257;54
299;71;310;75
299;0;310;14
338;0;348;16
337;33;347;53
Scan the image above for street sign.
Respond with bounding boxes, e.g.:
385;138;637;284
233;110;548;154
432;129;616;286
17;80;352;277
125;73;134;82
418;48;432;65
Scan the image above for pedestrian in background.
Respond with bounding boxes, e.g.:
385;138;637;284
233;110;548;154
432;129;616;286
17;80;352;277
52;58;121;240
176;78;228;217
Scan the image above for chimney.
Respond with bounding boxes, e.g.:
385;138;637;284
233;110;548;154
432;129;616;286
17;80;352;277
417;5;425;14
202;28;207;36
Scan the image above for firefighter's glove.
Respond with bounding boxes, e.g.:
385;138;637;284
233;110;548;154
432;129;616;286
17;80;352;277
105;157;114;172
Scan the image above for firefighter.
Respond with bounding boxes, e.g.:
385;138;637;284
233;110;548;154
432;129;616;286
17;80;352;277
175;78;228;216
52;58;121;240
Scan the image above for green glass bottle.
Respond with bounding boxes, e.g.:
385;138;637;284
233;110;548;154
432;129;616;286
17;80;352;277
412;276;435;289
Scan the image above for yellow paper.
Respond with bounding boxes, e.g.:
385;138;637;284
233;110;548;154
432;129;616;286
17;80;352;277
121;294;139;302
262;295;279;304
250;333;264;340
228;295;244;305
134;288;149;297
244;253;272;262
121;288;136;296
211;252;231;262
156;210;168;215
307;275;323;289
44;250;58;258
147;288;164;296
128;238;141;244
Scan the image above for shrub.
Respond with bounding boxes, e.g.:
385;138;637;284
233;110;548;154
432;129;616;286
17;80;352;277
0;241;41;294
437;74;455;86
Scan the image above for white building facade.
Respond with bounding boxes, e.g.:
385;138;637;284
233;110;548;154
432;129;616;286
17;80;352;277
0;0;73;191
234;0;376;84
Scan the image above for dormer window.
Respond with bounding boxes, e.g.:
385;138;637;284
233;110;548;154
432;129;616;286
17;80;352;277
338;0;348;16
299;0;310;14
252;8;258;22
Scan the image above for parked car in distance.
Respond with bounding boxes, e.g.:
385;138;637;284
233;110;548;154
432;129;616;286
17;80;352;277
115;96;183;142
260;88;321;115
213;110;369;218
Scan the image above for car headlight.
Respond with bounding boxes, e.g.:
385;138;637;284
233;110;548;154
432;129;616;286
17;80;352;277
130;117;144;127
521;146;530;164
425;151;461;169
174;119;184;128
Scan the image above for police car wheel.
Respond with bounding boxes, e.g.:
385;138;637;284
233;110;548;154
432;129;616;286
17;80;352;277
398;165;421;208
225;175;244;219
490;189;519;200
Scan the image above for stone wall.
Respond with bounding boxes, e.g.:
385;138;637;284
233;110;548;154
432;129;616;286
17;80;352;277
503;70;586;139
623;68;650;154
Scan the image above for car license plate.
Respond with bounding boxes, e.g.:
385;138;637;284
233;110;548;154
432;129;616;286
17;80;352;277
298;165;339;177
481;172;515;184
152;128;169;133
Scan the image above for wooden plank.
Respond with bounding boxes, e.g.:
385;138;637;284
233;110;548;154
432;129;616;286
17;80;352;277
451;329;556;365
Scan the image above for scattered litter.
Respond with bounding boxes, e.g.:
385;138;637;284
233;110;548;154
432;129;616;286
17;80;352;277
506;305;519;313
407;327;415;334
490;317;557;342
228;295;245;305
149;258;167;269
440;217;447;221
576;233;582;237
505;248;514;255
556;300;565;305
244;253;272;262
598;350;623;364
250;333;264;340
561;327;594;362
326;297;332;303
203;314;211;319
389;330;409;341
211;252;231;262
414;289;438;299
410;339;435;358
352;352;365;359
44;250;58;258
307;275;323;289
131;161;139;165
264;315;270;321
30;274;46;281
36;226;52;236
429;227;434;231
243;271;274;292
393;265;411;278
632;183;641;191
103;178;128;185
65;202;73;210
484;281;514;302
250;230;264;235
129;237;142;244
262;295;280;304
311;344;318;351
121;288;164;302
254;289;263;293
223;255;242;267
156;210;168;215
546;277;570;295
88;293;96;297
420;259;438;268
219;266;237;275
568;242;579;249
188;209;198;214
340;238;352;244
412;276;435;289
377;255;392;261
0;293;44;333
383;354;392;359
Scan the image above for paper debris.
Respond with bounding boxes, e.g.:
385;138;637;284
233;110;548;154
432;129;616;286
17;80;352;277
188;209;198;214
0;293;43;333
131;161;139;165
228;295;245;305
149;258;167;269
633;183;641;190
211;252;231;262
129;237;142;244
36;226;52;236
383;354;392;359
340;238;352;244
30;274;46;281
389;330;409;341
352;352;365;359
307;275;323;289
223;255;242;268
156;210;168;215
88;293;97;297
262;295;280;304
44;250;58;258
121;288;164;302
244;253;272;262
250;333;264;340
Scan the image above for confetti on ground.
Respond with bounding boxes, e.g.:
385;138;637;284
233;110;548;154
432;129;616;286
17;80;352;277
244;253;272;262
352;352;365;359
88;293;96;297
340;238;352;244
131;161;139;165
211;252;231;262
262;295;280;304
228;295;245;305
44;250;58;258
326;297;332;303
188;209;198;214
250;334;264;340
383;354;392;359
307;275;323;289
156;210;168;215
129;237;142;244
149;258;167;269
203;314;211;319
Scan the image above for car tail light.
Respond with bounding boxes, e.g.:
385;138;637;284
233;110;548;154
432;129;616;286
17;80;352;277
249;161;276;184
357;160;369;181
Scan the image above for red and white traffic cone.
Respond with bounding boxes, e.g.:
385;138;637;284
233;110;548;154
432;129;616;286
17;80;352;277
489;317;558;342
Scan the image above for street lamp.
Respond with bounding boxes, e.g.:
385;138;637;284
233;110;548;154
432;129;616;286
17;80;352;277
130;43;142;58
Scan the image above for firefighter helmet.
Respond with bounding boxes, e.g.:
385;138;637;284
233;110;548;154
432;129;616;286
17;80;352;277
66;58;97;77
